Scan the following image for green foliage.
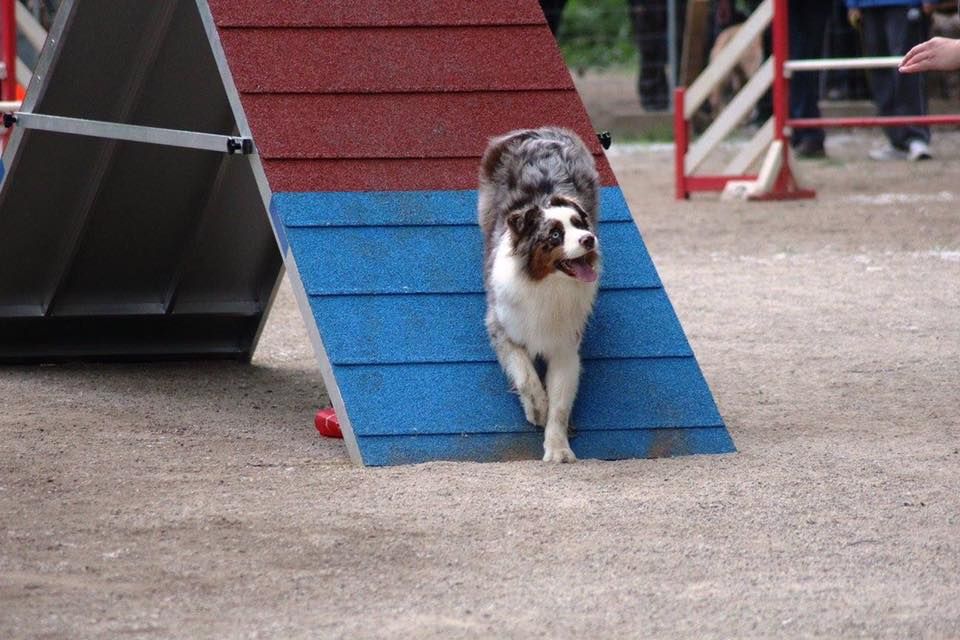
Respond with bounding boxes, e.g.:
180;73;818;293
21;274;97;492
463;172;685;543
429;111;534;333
556;0;638;70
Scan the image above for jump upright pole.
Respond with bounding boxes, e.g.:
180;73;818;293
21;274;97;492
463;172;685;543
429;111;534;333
749;0;815;200
1;0;14;102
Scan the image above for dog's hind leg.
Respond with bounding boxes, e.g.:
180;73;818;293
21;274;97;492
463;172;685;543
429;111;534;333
542;347;580;463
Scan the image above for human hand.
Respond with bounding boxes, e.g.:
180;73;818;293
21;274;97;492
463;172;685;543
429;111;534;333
900;37;960;73
847;8;862;28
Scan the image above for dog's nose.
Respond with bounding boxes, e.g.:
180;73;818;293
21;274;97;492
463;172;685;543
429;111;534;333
579;234;595;250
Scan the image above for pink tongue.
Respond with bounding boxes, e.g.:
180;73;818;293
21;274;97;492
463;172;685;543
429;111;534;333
569;259;597;283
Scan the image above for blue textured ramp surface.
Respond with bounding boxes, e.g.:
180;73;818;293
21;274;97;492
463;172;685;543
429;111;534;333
272;186;734;465
357;428;734;466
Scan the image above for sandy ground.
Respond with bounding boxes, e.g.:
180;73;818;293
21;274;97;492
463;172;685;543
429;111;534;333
2;130;960;639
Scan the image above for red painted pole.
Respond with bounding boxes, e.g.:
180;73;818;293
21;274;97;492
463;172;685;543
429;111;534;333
1;0;15;102
673;87;688;200
772;0;789;147
1;0;14;153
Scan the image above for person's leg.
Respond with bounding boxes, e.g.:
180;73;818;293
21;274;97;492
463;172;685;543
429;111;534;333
861;7;904;151
883;5;930;147
789;0;831;150
631;0;669;111
539;0;568;36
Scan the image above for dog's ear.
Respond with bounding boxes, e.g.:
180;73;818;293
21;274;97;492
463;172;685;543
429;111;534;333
507;207;540;237
480;129;536;180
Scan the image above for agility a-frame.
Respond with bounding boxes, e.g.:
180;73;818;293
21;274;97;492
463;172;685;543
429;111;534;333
0;0;734;466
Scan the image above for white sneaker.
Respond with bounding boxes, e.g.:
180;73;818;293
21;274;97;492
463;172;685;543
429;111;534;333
907;139;932;161
868;145;907;161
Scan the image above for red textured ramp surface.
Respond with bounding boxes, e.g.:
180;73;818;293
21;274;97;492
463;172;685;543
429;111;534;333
244;92;602;160
219;26;571;94
209;0;615;191
209;0;546;27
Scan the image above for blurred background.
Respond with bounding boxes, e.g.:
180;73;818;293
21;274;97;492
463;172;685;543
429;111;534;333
544;0;960;143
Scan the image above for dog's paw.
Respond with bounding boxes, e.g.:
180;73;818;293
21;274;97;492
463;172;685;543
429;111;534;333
542;445;577;463
520;388;548;428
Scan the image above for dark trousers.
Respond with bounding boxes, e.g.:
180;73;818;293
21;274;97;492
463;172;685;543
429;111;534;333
629;0;686;110
860;6;930;148
539;0;567;36
789;0;832;147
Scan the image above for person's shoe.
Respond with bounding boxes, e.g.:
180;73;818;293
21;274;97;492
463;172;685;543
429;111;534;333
907;139;932;161
794;138;826;159
868;145;907;161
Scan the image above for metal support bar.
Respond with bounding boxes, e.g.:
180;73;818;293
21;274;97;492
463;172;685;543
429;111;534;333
8;112;254;154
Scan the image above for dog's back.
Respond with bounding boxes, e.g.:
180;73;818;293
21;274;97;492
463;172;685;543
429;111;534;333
478;127;599;263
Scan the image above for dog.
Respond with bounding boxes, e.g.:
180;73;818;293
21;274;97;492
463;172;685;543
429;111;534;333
478;127;601;463
708;23;764;119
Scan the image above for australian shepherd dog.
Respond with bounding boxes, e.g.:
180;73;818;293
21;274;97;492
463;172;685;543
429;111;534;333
478;127;601;463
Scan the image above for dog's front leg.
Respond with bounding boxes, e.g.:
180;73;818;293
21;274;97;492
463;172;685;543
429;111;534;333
542;348;580;463
490;337;548;429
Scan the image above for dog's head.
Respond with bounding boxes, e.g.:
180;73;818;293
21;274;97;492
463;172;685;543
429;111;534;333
507;196;599;283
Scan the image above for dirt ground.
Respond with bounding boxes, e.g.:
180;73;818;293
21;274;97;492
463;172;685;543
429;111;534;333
2;129;960;639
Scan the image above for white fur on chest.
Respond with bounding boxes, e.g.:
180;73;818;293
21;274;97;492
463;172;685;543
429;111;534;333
489;236;598;357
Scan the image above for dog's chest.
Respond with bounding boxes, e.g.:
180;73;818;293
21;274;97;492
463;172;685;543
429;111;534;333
490;241;597;355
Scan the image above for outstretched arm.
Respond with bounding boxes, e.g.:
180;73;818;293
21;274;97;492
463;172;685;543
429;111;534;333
900;37;960;73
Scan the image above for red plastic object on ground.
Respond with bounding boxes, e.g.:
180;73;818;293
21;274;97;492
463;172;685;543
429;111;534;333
314;408;343;439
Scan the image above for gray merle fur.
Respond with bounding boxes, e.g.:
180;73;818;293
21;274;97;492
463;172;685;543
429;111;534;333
477;127;600;281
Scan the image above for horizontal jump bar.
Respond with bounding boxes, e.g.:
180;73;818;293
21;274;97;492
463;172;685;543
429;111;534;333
789;114;960;129
785;56;902;72
5;112;254;154
0;100;21;112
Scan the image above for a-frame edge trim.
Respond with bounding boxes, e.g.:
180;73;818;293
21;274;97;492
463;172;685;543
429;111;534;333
0;0;76;197
284;250;364;465
19;0;77;113
198;0;355;460
194;0;288;359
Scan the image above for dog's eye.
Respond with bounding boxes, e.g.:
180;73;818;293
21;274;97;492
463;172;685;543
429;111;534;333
550;230;561;240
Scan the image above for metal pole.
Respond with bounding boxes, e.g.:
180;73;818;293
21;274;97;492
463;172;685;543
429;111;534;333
1;0;15;101
9;112;254;154
667;0;678;111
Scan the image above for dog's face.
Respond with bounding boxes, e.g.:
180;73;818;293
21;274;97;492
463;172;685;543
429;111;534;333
507;196;599;283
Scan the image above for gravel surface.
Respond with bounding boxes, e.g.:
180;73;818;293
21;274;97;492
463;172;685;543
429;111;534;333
2;131;959;639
